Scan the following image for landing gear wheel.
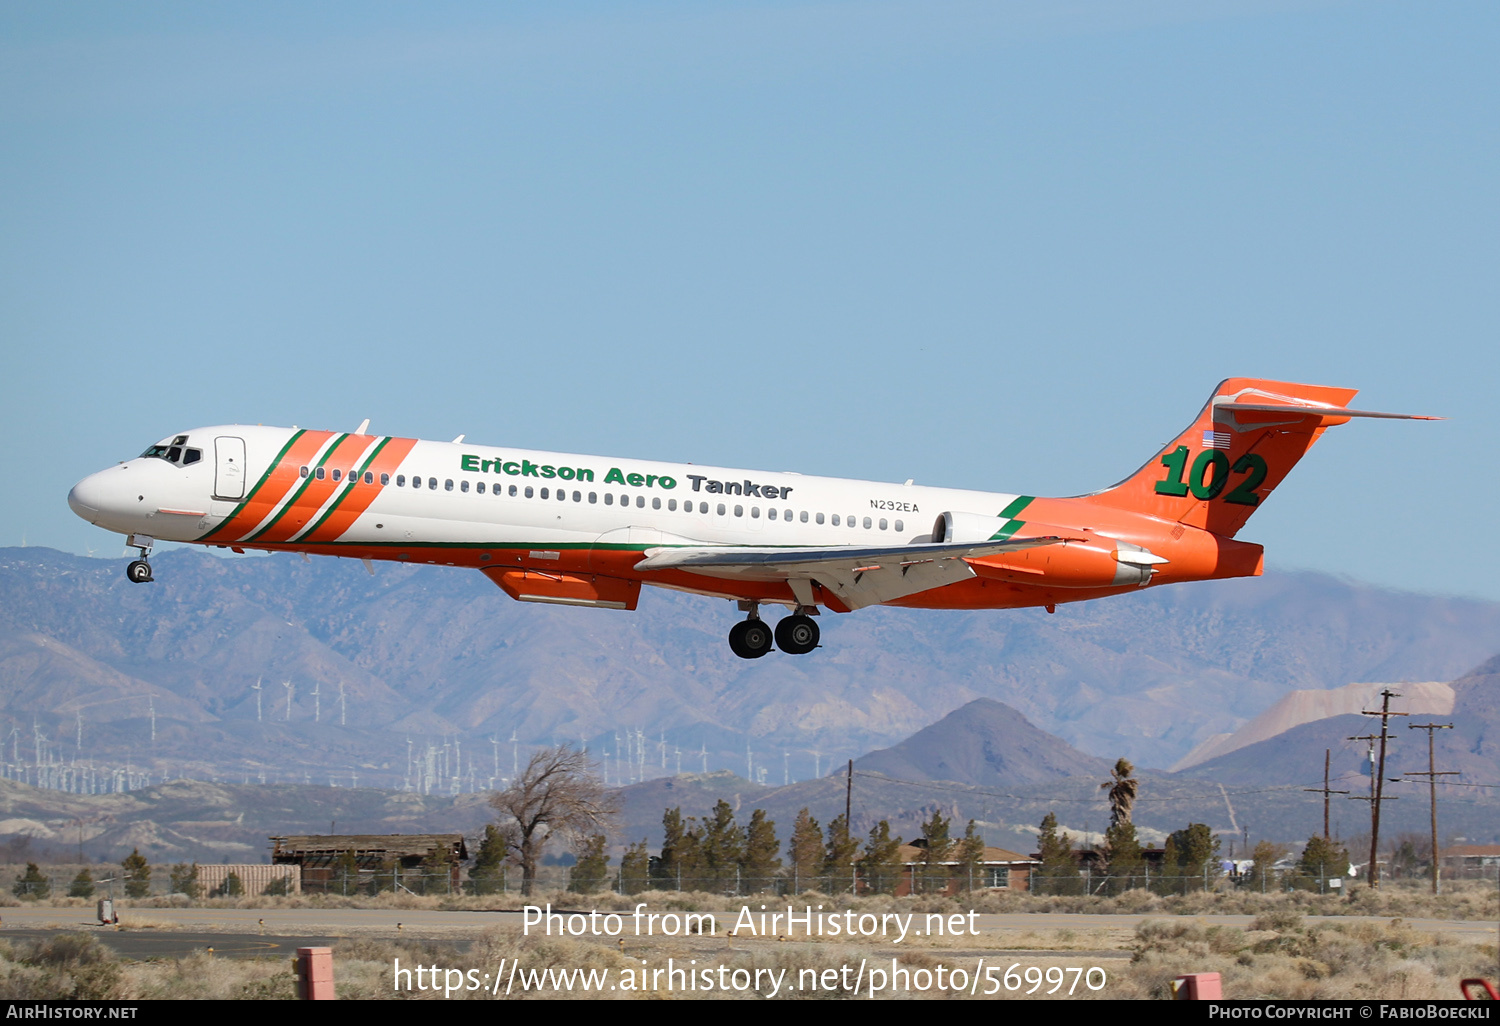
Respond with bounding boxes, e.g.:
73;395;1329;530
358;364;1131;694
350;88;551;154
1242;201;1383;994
126;560;153;584
774;614;820;655
728;619;774;659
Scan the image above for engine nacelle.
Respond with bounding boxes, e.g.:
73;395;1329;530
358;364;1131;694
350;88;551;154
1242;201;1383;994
932;511;1011;543
934;511;1166;588
968;528;1166;589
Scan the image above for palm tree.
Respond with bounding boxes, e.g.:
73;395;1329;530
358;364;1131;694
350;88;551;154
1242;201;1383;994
1102;758;1138;828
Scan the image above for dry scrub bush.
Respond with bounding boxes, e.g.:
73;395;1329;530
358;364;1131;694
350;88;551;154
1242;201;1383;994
124;951;296;1000
1113;914;1495;1000
0;935;125;1000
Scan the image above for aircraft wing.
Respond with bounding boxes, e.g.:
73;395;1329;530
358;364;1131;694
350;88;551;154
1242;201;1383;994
635;536;1070;610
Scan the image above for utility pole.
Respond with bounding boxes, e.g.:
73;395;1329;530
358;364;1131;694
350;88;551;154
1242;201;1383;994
1400;722;1457;895
1304;749;1350;840
845;759;853;827
1349;688;1405;888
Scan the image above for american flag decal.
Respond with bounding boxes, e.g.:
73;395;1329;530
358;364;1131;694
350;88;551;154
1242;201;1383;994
1202;429;1232;450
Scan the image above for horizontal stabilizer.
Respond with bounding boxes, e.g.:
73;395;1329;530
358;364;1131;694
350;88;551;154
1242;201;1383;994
1215;402;1443;422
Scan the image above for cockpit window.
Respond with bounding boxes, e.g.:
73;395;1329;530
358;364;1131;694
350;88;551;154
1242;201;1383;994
141;441;204;467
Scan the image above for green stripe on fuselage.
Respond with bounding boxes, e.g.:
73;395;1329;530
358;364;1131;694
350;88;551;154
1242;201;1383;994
298;437;392;540
989;495;1035;541
243;433;348;542
197;430;306;542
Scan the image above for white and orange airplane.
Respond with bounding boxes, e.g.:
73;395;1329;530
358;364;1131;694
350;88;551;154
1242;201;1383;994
68;378;1435;658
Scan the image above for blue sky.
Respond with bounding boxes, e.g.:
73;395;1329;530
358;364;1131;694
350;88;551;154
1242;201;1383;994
3;1;1496;599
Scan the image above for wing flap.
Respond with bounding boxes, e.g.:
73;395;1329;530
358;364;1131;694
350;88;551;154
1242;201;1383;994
635;536;1070;610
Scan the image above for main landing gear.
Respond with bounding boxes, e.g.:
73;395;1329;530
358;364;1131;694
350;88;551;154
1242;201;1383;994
125;534;154;584
727;603;820;659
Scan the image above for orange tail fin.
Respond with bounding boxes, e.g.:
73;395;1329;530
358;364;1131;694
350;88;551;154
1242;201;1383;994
1081;378;1435;538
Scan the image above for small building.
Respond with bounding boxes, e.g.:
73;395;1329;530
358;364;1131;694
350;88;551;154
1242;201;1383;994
890;840;1038;895
270;834;469;892
1441;845;1500;875
195;863;300;897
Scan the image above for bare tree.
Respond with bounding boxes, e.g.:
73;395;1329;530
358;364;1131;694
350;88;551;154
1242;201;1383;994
489;744;616;895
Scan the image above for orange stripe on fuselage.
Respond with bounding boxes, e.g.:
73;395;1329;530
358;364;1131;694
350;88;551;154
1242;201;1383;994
300;437;418;543
255;434;375;544
200;430;333;543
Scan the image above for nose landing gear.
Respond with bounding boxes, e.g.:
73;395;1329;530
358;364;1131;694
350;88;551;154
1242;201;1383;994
125;535;154;584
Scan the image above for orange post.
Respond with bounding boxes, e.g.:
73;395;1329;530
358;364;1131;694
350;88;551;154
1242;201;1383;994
296;946;335;1000
1173;973;1222;1000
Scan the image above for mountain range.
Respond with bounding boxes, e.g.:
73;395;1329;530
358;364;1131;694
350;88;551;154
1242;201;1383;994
0;545;1494;860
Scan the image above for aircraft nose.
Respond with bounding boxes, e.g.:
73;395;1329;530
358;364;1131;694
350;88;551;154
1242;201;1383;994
68;473;108;522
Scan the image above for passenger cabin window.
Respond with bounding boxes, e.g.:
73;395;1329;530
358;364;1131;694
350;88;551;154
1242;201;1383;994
302;466;311;479
428;478;437;490
365;472;374;485
444;479;454;491
316;468;326;480
525;486;534;498
476;481;485;494
379;473;389;485
461;480;470;493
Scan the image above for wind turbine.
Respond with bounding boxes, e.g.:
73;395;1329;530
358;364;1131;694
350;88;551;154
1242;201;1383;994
251;679;263;722
700;743;708;775
282;681;294;722
338;681;346;726
310;682;320;724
